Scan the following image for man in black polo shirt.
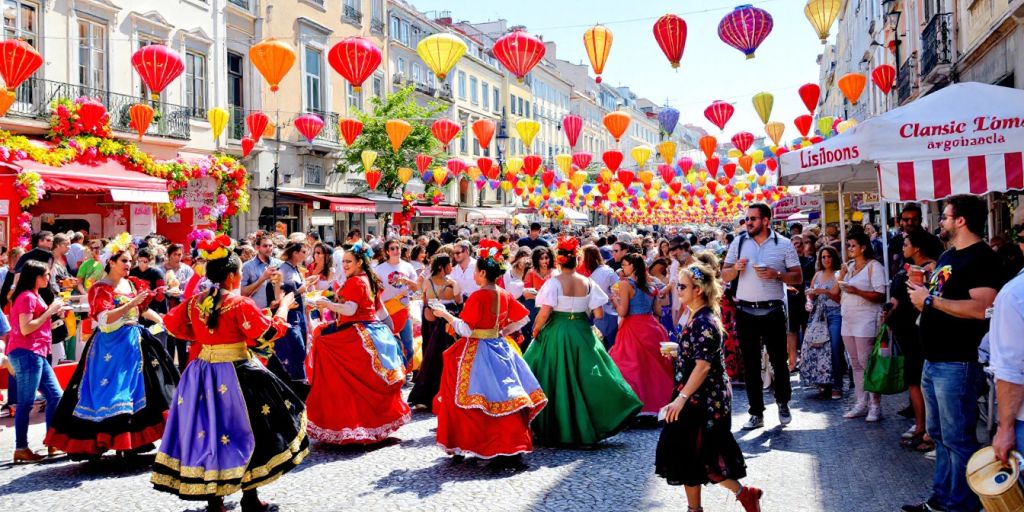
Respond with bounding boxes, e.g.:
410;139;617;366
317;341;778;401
904;195;1004;512
517;222;550;250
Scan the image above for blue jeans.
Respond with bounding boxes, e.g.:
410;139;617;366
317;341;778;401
825;307;845;389
8;349;63;450
594;312;618;349
398;317;414;369
922;361;985;512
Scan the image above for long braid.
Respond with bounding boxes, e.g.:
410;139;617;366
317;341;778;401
206;285;224;329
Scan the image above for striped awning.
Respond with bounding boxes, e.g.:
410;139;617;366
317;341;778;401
878;152;1024;202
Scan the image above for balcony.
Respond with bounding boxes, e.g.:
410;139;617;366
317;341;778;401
896;61;916;105
371;17;385;34
920;13;953;84
228;106;246;141
343;5;362;26
6;77;190;140
306;110;341;146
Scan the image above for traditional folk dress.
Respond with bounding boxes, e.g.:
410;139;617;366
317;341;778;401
434;287;547;459
655;307;747;486
305;274;410;445
45;278;179;456
609;278;674;415
151;293;308;500
407;278;460;410
524;279;642;446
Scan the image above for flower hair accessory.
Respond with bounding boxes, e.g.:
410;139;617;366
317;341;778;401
349;240;373;260
556;236;580;266
196;234;235;261
99;232;133;266
689;266;705;281
476;239;509;267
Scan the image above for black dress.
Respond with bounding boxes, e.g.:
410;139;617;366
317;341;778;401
407;284;460;410
655;307;747;486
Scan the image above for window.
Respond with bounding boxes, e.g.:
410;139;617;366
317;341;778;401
493;88;499;112
469;76;478;104
347;82;362;109
399;19;409;46
227;51;244;138
3;0;37;47
525;101;530;118
510;94;517;115
396;56;406;77
305;163;324;186
481;82;489;110
185;51;207;117
77;19;106;91
518;97;524;116
390;16;400;38
457;71;466;99
372;74;383;98
473;139;480;156
303;46;323;112
411;63;421;84
138;39;165;97
228;0;249;7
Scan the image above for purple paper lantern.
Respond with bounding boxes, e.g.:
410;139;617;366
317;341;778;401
658;107;680;136
717;5;774;60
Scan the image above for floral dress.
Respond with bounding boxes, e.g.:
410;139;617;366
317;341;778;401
655;307;746;487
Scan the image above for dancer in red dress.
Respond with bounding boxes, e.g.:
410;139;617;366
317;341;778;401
429;240;547;469
305;241;410;445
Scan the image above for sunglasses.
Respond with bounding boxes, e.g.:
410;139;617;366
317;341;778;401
745;217;762;222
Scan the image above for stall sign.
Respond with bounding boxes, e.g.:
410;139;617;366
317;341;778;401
183;177;217;208
130;204;156;236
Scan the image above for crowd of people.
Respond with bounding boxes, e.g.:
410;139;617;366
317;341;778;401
0;192;1022;512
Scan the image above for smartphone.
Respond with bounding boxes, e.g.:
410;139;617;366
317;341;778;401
657;405;668;422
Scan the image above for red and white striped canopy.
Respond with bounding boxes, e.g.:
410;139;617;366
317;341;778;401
879;153;1024;202
781;83;1024;202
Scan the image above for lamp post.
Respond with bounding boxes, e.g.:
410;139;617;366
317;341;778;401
495;108;510;207
883;0;902;72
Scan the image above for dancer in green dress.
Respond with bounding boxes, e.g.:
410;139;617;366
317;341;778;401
524;238;642;447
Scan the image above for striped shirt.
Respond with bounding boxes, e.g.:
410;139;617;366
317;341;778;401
723;231;800;303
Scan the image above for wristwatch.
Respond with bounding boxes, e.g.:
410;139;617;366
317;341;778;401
924;296;935;309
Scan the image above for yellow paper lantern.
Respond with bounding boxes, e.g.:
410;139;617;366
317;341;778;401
398;167;413;184
207;107;228;141
727;148;741;159
656;141;677;165
804;0;842;44
505;157;524;175
639;170;654;186
571;172;586;189
416;33;467;81
631;145;653;169
765;121;786;147
501;181;513;192
751;92;774;125
360;150;377;171
466;166;482;181
515;119;540;149
555;153;572;175
432;167;447;185
751;150;765;164
837;119;858;134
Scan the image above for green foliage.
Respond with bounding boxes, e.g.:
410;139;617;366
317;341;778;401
334;86;450;198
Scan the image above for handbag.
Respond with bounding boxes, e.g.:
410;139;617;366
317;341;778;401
863;324;908;395
804;301;830;348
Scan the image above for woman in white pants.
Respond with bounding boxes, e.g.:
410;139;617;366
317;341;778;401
838;232;888;422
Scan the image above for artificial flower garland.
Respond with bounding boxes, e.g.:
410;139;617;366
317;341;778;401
14;170;44;208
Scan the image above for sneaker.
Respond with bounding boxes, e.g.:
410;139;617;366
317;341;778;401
843;403;868;419
901;425;919;439
831;390;843;400
778;404;792;425
866;406;882;422
742;415;764;430
736;485;764;512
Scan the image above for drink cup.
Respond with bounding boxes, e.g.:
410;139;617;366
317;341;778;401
908;266;926;286
660;341;679;356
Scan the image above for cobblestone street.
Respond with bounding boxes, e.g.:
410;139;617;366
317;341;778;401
0;379;934;512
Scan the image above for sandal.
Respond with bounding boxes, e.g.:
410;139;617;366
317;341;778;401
901;431;935;452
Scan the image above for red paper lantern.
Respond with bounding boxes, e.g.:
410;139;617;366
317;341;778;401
446;158;467;176
472;119;495;149
523;154;543;177
562;114;582;148
131;44;184;96
731;132;754;154
541;169;555;189
416;153;433;173
798;83;820;114
478;157;499;180
704;101;734;131
872;64;896;95
794;115;813;137
128;103;154;140
294;113;324;143
658;164;674;183
602;150;624;172
431;118;461;149
0;39;42;91
723;162;737;179
246;112;270;141
328;37;382;92
492;30;545;82
77;99;107;131
365;168;382;190
339;117;363;145
653;14;688;69
617;169;635;188
241;136;255;157
572;152;592;170
706;157;720;176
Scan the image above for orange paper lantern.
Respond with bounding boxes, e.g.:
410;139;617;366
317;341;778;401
837;72;867;105
249;38;296;92
386;119;412;152
603;111;630;142
128;103;154;140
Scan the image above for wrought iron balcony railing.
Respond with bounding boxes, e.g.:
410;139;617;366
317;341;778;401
6;77;190;140
896;63;915;104
371;17;385;34
343;5;363;26
920;13;953;80
227;107;341;146
307;110;340;146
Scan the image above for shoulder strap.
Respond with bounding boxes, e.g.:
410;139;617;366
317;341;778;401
736;233;747;260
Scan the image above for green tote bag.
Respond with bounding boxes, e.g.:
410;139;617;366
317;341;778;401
863;325;908;395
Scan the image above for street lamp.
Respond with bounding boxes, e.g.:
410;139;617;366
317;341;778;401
495;107;510;206
886;5;903;72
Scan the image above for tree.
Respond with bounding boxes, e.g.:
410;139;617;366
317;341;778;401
334;85;450;199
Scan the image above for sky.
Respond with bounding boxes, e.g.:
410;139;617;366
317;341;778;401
408;0;829;138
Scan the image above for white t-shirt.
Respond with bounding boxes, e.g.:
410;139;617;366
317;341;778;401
589;265;620;315
449;258;479;297
373;260;417;305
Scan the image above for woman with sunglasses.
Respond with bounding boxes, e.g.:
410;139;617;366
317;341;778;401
609;253;674;422
46;233;179;459
306;241;410;445
8;260;65;463
152;236;306;512
374;239;420;372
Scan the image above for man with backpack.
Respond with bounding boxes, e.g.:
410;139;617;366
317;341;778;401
722;204;803;430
